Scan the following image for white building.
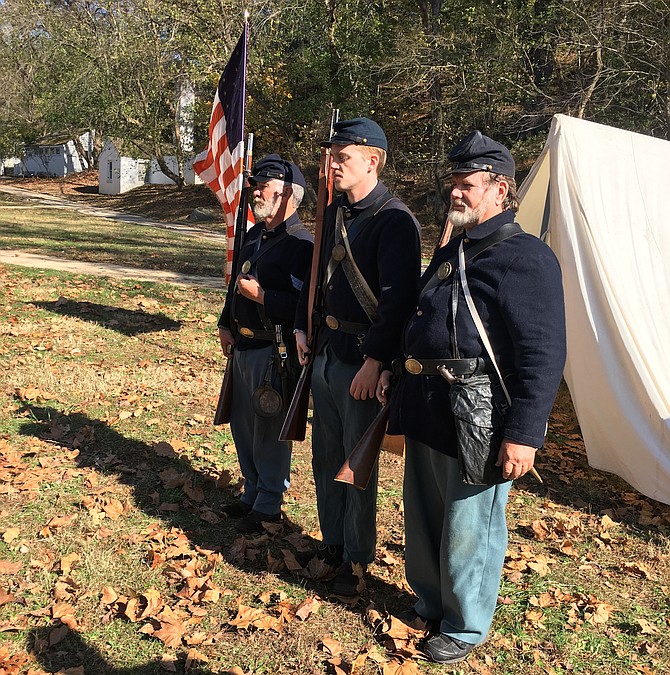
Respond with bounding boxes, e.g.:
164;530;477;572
15;130;94;177
98;139;201;195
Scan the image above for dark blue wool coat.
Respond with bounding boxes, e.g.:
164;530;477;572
295;181;421;365
389;209;566;453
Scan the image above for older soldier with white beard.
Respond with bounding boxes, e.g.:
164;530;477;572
218;155;313;533
381;131;566;664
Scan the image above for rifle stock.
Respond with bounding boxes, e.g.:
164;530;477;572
278;360;313;441
213;355;234;425
335;403;391;490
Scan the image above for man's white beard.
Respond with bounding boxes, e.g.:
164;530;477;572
448;204;479;229
252;194;279;221
448;187;495;229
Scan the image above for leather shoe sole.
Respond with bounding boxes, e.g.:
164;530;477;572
424;634;476;664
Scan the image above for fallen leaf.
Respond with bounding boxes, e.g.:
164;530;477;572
0;589;22;606
185;647;208;669
40;514;77;537
159;654;178;672
59;553;80;576
101;586;118;605
2;528;20;544
154;442;178;458
183;483;204;503
622;561;653;579
154;619;186;649
49;624;69;646
138;588;164;620
321;637;343;657
383;659;421;674
527;555;552;576
102;499;124;521
636;618;658;634
351;652;369;674
296;596;321;621
0;560;22;575
51;602;76;619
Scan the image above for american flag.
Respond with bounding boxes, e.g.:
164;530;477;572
193;23;253;282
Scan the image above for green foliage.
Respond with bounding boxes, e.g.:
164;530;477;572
1;0;669;215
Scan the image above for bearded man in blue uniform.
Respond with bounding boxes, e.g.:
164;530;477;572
219;155;313;533
294;118;421;596
381;131;566;664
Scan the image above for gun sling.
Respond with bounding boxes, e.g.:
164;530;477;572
322;192;398;334
418;222;522;303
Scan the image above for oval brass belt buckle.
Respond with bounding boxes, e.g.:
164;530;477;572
325;315;339;330
404;358;423;375
239;326;255;338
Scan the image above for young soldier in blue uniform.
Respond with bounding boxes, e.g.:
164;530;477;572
381;131;566;663
219;155;313;533
294;118;421;596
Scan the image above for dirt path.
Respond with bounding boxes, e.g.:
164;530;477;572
0;249;226;288
0;183;227;288
0;183;228;243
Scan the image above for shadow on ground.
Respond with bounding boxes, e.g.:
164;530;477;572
15;401;414;672
32;300;181;336
29;627;214;674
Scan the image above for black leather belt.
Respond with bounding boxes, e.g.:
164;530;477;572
324;314;369;336
403;357;490;376
237;325;274;340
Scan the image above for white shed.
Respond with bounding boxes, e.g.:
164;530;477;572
99;139;202;194
98;139;149;195
15;130;94;178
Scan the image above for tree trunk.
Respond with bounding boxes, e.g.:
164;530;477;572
153;147;184;190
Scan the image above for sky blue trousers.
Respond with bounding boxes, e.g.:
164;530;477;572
403;438;512;644
310;346;380;564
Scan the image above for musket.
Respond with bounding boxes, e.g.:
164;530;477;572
435;215;454;252
279;109;339;441
335;402;391;490
214;133;254;425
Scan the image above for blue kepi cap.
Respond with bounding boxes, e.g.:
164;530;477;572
322;117;388;151
447;130;515;177
249;154;306;189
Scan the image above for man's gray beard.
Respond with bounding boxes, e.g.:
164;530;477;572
252;198;274;221
448;206;479;229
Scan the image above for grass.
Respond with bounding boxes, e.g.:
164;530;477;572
0;191;227;277
1;195;670;674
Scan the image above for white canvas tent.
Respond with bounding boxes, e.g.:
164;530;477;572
517;114;670;505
